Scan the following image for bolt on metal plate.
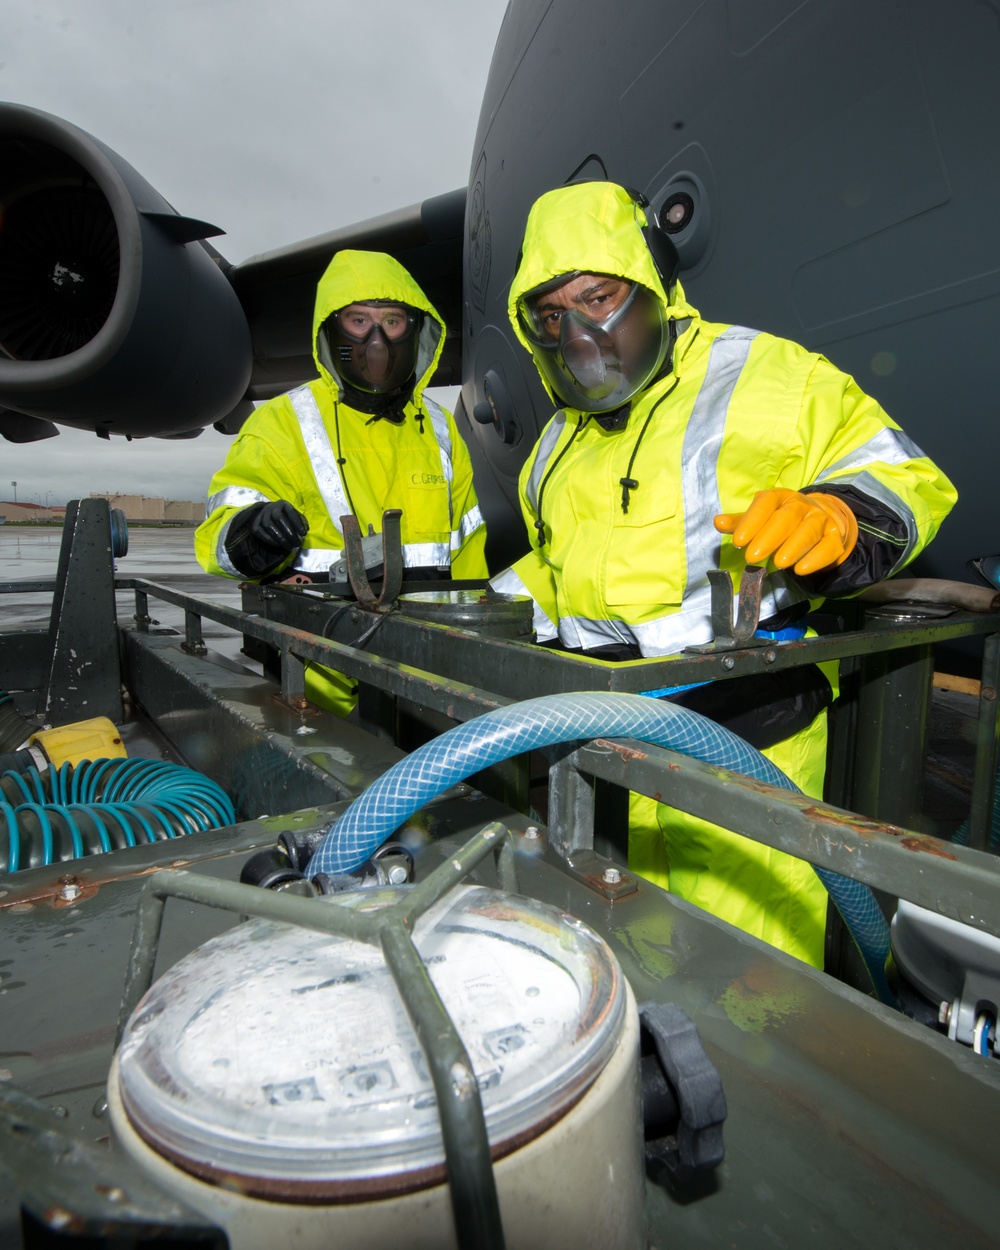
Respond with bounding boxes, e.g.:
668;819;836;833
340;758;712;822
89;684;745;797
563;849;638;900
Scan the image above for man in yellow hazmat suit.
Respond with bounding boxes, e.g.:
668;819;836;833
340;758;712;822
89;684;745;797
196;249;488;713
492;182;956;967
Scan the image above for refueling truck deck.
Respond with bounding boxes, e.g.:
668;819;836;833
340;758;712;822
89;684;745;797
3;498;1000;1249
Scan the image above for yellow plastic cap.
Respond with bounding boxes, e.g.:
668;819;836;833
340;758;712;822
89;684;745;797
30;716;128;768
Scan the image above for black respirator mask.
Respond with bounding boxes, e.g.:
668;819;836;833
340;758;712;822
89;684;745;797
322;301;421;394
517;277;670;414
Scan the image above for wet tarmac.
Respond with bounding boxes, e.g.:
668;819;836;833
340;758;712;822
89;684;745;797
0;524;241;631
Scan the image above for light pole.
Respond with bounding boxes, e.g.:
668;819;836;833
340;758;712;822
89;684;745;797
10;481;16;504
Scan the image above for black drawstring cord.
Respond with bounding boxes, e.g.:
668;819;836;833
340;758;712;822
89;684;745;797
619;476;639;513
618;321;680;514
533;415;588;547
333;398;361;521
618;376;679;514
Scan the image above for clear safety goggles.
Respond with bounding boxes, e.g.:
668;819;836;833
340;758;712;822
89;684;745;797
334;302;419;344
516;274;670;413
516;273;639;348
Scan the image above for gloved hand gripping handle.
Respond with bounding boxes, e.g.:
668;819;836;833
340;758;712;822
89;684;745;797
223;500;309;578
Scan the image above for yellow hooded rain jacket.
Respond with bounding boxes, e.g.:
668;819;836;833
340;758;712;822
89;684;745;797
493;182;956;966
195;250;487;713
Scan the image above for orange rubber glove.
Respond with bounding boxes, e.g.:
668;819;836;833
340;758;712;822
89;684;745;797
714;489;859;576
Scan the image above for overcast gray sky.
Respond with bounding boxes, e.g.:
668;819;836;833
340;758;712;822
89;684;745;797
0;0;510;507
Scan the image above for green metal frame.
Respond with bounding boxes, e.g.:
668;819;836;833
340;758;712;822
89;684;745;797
5;542;1000;883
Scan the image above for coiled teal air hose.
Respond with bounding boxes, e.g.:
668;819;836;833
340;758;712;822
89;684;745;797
0;757;235;873
307;692;895;1004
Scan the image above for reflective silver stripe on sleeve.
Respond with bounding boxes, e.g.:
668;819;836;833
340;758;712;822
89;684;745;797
814;428;924;565
214;515;244;579
827;468;918;566
490;566;559;641
207;486;271;514
814;427;926;482
453;503;485;553
557;571;808;657
290;547;347;574
287;385;348;536
680;326;759;602
524;412;568;513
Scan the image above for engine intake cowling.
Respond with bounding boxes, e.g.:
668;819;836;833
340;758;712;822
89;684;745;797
0;104;252;438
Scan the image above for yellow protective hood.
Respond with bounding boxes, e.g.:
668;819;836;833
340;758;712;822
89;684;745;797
312;249;445;402
507;182;699;404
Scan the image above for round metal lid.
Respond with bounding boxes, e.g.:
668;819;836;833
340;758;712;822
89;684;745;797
116;884;626;1196
397;589;534;638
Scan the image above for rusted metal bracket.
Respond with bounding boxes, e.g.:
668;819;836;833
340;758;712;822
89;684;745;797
563;848;639;900
685;566;770;654
339;509;404;612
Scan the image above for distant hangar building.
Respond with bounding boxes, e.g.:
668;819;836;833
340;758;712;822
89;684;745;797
89;494;205;524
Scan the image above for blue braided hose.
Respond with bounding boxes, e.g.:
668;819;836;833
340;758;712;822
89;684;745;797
0;758;235;874
307;692;895;1005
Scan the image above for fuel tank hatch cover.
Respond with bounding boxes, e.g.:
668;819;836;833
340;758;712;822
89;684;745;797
115;884;627;1199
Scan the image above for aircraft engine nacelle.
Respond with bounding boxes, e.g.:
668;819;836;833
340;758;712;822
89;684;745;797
0;104;252;439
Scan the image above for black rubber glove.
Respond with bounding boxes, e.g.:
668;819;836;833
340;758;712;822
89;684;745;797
224;500;309;578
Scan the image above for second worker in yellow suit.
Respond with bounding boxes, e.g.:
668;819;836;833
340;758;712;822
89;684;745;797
492;182;957;968
196;249;488;714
